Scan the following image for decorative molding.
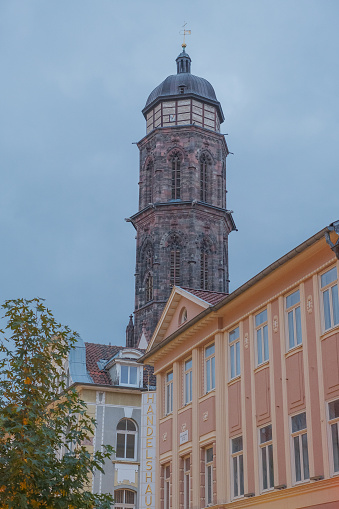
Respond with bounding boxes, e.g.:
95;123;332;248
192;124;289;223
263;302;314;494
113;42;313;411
307;295;313;313
162;432;167;442
244;333;249;349
203;411;208;421
273;315;279;333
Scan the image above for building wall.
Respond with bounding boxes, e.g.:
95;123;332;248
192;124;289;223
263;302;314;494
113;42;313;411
152;239;339;508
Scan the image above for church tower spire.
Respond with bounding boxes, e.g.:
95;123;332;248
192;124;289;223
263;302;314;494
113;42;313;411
126;46;236;348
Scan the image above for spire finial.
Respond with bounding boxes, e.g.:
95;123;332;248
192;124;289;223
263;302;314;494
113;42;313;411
180;22;191;49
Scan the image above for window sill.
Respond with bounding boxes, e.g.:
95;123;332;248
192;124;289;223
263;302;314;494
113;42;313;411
320;324;339;341
160;414;173;424
228;375;241;386
254;361;269;374
113;459;139;465
199;390;215;403
179;403;192;413
285;343;303;358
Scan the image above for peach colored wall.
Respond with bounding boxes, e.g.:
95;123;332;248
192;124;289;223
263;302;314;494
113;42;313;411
304;277;324;476
271;298;287;484
243;317;255;492
286;351;305;413
164;297;206;340
199;395;216;436
178;407;192;446
322;332;339;400
228;380;241;436
159;418;173;455
255;366;271;425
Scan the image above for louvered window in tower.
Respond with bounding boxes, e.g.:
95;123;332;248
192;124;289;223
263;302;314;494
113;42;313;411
171;154;181;199
170;250;181;287
200;154;208;202
145;274;153;302
145;161;153;204
201;251;208;290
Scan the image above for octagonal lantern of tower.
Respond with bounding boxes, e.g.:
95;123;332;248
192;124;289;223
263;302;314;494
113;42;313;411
126;46;236;348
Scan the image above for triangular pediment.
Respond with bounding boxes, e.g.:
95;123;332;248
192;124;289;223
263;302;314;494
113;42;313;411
146;286;211;353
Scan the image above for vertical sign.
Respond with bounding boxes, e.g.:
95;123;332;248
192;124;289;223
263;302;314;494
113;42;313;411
139;391;156;509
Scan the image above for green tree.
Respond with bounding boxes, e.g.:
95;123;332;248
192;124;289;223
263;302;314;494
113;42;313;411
0;298;114;508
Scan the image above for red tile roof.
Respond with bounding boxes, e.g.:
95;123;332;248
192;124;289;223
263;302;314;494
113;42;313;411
181;287;228;306
85;342;155;388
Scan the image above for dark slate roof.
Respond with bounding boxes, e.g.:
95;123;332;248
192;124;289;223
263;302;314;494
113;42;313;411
85;342;155;388
181;287;228;306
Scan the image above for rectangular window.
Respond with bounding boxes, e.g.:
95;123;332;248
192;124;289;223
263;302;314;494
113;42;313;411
205;344;215;393
205;447;213;506
184;359;192;405
291;412;309;483
164;464;170;509
259;424;274;491
255;309;269;365
328;399;339;474
229;327;240;379
286;290;302;350
165;372;173;415
121;365;138;386
184;456;190;509
231;436;244;499
321;266;339;331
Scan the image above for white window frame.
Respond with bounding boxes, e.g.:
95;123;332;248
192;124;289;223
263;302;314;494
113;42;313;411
120;364;138;387
229;326;240;379
231;436;244;499
255;309;269;366
205;447;213;506
165;371;173;415
291;412;309;484
259;424;274;492
116;419;138;461
285;289;302;350
114;489;136;509
184;359;192;405
183;456;190;509
320;266;339;332
205;343;215;393
328;398;339;475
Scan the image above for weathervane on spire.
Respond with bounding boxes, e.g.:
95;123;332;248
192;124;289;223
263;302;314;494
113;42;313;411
180;22;191;49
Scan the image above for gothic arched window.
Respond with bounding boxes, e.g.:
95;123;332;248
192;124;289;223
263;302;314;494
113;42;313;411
170;249;181;287
114;489;136;509
145;273;153;302
171;152;181;200
145;160;153;205
116;419;137;460
200;153;209;202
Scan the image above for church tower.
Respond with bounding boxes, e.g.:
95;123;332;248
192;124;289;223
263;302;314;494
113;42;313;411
126;45;236;347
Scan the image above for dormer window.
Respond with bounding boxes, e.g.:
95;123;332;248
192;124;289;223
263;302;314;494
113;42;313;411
121;365;138;386
179;85;186;94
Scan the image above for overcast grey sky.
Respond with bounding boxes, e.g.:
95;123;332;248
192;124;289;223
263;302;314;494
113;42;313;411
1;0;338;345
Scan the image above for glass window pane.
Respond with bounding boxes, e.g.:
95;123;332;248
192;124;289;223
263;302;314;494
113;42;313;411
268;444;274;488
321;267;337;287
260;424;272;443
286;290;300;309
262;447;268;490
329;399;339;420
121;365;129;384
332;284;339;326
236;341;240;376
126;419;136;431
295;306;302;345
255;309;267;327
116;433;125;458
288;310;295;349
207;466;212;504
185;359;192;370
257;328;263;365
292;412;306;432
239;454;244;496
167;372;173;382
211;356;215;389
233;457;238;497
230;344;235;379
206;358;211;392
323;289;332;329
206;447;213;462
229;327;239;343
117;419;127;430
206;344;215;357
302;433;309;480
263;325;269;361
331;423;339;472
294;436;301;482
126;433;135;459
232;436;243;453
129;366;137;385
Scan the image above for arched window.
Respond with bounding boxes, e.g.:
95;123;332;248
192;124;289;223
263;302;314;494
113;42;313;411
179;307;188;325
170;249;181;287
145;248;153;269
145;273;153;302
201;250;208;290
171;152;181;199
116;419;137;460
114;489;136;509
200;153;208;202
145;160;153;205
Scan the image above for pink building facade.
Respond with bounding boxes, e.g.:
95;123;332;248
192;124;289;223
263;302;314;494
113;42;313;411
142;223;339;508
